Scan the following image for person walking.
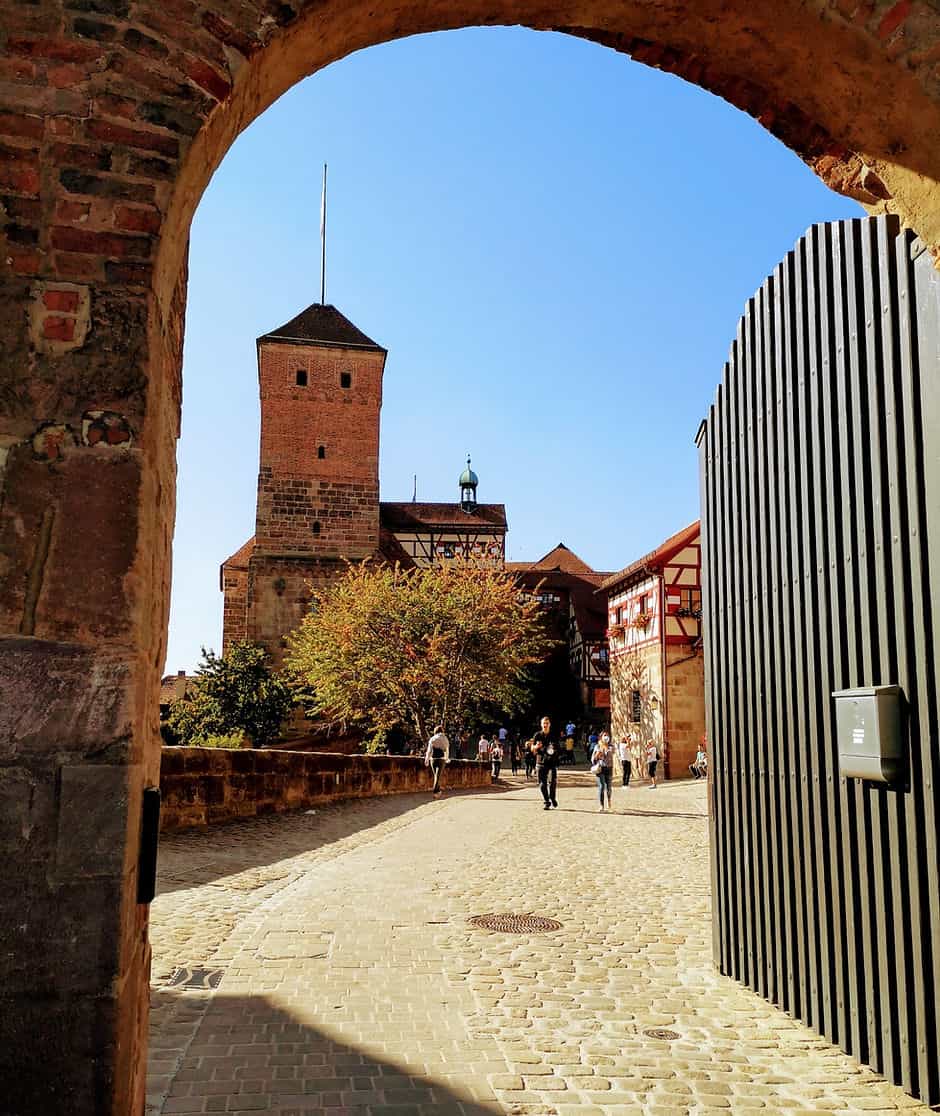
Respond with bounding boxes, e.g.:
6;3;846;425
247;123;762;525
477;734;490;763
617;736;633;787
490;739;503;783
523;739;535;780
646;738;660;788
509;738;519;776
586;731;598;764
532;716;561;810
425;725;450;796
591;731;614;811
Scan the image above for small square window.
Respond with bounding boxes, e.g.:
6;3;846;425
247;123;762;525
296;370;307;386
340;371;352;389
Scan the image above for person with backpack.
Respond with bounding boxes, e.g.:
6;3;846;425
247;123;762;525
490;739;503;783
646;738;660;788
425;725;450;796
523;739;535;780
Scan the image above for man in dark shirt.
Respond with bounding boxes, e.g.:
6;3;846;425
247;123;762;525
532;715;560;810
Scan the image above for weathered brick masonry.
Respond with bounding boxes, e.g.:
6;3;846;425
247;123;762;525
159;747;491;831
4;1;940;1113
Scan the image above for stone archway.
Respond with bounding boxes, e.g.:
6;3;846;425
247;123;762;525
2;2;940;1113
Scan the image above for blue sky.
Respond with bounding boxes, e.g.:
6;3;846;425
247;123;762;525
164;26;862;673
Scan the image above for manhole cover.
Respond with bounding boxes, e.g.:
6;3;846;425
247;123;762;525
644;1028;680;1041
167;966;223;990
468;914;563;934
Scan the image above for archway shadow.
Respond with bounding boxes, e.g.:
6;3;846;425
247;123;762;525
148;988;503;1115
156;785;500;896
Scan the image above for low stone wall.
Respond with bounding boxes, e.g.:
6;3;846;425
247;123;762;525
159;748;490;832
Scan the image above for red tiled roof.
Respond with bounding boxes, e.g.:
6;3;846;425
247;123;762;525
508;543;609;579
600;521;701;593
160;672;195;705
258;303;385;351
380;502;507;530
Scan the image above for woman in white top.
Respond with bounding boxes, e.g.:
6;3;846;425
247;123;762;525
646;739;660;788
591;732;615;812
425;726;450;795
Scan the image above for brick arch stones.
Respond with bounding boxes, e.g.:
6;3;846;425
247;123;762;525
2;1;940;1112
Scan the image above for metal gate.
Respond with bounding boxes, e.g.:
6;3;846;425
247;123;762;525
697;215;940;1104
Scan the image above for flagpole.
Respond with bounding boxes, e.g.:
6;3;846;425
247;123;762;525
320;162;327;304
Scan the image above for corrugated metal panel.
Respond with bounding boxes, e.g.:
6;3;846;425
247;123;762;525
698;215;940;1106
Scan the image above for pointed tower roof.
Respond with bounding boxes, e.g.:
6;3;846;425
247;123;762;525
258;303;386;352
527;542;595;575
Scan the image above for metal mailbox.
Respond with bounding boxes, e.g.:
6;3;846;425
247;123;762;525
832;685;902;783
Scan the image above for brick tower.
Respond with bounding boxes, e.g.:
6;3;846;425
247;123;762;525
224;302;387;659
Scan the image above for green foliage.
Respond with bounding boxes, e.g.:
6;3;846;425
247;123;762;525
285;561;555;746
192;731;246;749
166;642;293;748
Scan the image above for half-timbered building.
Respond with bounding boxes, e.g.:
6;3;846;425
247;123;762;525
601;521;704;777
508;544;612;726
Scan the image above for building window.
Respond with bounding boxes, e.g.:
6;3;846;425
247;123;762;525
296;370;307;386
679;587;702;615
340;371;352;389
638;594;648;614
631;689;642;722
317;445;325;459
615;606;623;625
312;521;321;536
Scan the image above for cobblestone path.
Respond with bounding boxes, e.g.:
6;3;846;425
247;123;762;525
148;772;930;1115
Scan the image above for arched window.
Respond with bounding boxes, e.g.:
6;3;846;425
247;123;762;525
317;445;325;459
312;521;321;536
296;370;307;386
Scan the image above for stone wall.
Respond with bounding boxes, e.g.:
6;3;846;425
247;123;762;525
159;747;490;831
664;645;705;777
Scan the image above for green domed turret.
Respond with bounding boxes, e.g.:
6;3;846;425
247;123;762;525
460;456;478;511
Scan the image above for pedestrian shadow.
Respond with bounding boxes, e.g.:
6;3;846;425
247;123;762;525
148;987;503;1115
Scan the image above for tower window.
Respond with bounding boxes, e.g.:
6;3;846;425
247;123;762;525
296;370;307;386
317;445;325;459
312;521;321;536
340;371;352;389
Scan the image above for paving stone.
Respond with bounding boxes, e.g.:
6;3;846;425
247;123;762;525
147;775;932;1116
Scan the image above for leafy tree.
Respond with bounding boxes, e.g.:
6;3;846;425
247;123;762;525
285;562;555;748
166;642;293;747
